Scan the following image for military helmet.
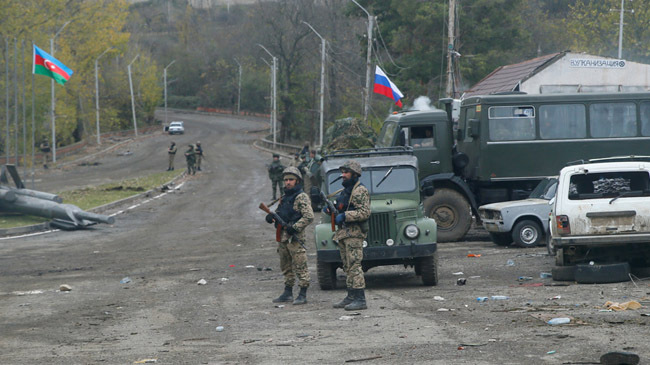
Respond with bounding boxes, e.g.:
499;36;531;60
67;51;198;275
339;160;362;175
282;166;302;181
273;153;279;158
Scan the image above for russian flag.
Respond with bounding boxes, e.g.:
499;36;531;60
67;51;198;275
33;44;73;85
373;66;403;108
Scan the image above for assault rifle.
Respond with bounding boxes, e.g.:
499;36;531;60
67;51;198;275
319;191;343;231
259;202;286;242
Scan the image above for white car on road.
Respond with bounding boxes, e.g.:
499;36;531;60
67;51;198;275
168;121;185;135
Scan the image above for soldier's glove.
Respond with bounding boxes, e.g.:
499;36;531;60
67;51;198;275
265;213;274;224
285;225;298;235
322;206;331;214
335;213;346;225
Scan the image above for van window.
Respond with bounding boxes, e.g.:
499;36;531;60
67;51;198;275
589;103;637;138
641;102;650;136
568;171;650;200
539;104;586;139
488;106;535;141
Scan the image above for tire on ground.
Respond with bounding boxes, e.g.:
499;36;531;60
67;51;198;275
423;188;471;242
489;232;513;246
551;265;575;281
419;252;439;286
575;262;631;284
317;260;337;290
511;219;543;248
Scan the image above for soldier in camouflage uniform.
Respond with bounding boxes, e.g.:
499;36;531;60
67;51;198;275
265;166;314;305
167;142;177;171
328;160;371;310
267;154;285;200
184;144;196;175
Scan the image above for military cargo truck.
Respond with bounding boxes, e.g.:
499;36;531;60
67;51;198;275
376;92;650;241
311;147;438;289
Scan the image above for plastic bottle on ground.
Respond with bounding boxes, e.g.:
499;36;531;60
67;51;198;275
491;295;509;300
547;317;570;325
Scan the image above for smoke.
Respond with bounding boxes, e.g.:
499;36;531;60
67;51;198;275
410;96;440;111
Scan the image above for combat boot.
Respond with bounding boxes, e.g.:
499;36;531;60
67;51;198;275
272;286;293;303
292;287;307;305
344;289;367;311
333;289;353;308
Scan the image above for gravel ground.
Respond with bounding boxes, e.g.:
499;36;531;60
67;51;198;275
0;110;648;365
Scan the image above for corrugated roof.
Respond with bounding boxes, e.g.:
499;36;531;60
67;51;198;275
463;53;564;98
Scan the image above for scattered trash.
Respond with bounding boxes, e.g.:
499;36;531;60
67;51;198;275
437;308;451;312
506;259;515;266
229;265;235;268
604;300;642;311
469;276;481;279
467;254;481;258
540;272;552;278
459;342;488;347
245;265;255;269
518;276;533;281
641;313;650;317
548;295;562;300
59;284;72;292
339;315;357;321
547;317;571;325
132;356;158;364
433;296;445;301
13;290;44;296
120;277;131;284
243;339;260;344
220;278;229;282
456;278;467;286
257;267;263;271
599;309;613;312
197;279;207;285
275;305;285;308
452;272;464;275
216;326;225;332
345;355;383;363
477;297;488;302
457;346;465;350
264;267;272;271
491;295;509;300
546;350;556;355
515;283;544;287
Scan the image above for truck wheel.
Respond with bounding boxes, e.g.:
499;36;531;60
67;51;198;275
575;262;631;284
423;189;471;242
317;260;337;290
551;266;575;281
489;232;513;246
511;219;543;248
419;252;439;286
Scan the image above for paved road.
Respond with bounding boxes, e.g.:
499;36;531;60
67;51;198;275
0;111;647;364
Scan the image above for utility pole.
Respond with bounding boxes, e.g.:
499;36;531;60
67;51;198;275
127;54;140;137
95;47;111;145
445;0;456;98
301;21;326;147
50;20;71;163
258;44;277;145
610;0;634;59
164;60;176;126
261;58;273;133
233;58;242;115
351;0;373;123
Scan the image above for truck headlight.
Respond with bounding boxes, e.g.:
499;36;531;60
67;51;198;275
386;239;394;246
404;224;420;239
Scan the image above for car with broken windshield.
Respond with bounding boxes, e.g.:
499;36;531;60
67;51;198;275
311;147;438;289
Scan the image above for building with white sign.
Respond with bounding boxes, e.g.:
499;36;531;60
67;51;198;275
462;51;650;98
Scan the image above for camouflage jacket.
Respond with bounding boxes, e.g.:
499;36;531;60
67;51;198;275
268;160;285;181
280;192;314;242
334;183;371;241
185;146;196;161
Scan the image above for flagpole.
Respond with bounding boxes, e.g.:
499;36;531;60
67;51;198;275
50;20;71;164
31;54;35;189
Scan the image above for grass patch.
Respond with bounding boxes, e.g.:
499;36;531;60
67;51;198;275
0;170;183;229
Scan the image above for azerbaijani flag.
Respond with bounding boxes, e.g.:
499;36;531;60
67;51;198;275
373;66;403;108
33;44;73;85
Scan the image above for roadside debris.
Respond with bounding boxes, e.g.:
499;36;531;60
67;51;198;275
452;272;464;275
539;272;552;278
216;326;224;332
456;278;467;285
547;317;571;325
518;276;533;281
344;355;382;363
433;296;445;301
13;290;44;296
477;297;488;302
59;284;72;291
467;254;481;258
245;265;255;268
120;277;131;284
133;359;157;364
548;295;561;300
197;279;207;285
491;295;509;300
506;259;515;266
604;300;642;311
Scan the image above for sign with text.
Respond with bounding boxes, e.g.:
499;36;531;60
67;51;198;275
570;58;626;69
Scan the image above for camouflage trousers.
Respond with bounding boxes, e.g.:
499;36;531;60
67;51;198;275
168;154;175;169
186;158;196;175
277;238;310;288
271;179;282;199
339;237;365;289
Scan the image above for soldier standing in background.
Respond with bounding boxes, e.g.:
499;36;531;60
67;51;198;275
327;160;371;310
39;140;51;169
268;153;285;200
184;144;196;175
265;166;314;305
167;142;177;171
195;141;203;171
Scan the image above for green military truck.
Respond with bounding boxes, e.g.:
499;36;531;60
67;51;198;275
312;147;438;289
376;92;650;242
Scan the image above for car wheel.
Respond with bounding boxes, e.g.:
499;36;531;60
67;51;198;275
489;232;513;246
511;219;543;248
418;252;439;286
575;262;631;284
317;260;337;290
551;266;575;281
423;189;472;242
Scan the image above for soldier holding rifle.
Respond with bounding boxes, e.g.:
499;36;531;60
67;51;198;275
260;166;314;305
